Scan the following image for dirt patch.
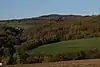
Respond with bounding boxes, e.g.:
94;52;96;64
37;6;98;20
4;59;100;67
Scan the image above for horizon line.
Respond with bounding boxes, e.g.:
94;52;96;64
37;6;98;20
0;13;99;20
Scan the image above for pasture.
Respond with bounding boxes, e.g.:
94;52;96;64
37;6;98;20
29;37;100;55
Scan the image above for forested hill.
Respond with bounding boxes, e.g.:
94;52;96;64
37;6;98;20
0;14;86;22
0;14;100;45
1;14;100;47
1;14;100;64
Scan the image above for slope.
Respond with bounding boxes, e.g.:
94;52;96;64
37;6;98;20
28;37;100;55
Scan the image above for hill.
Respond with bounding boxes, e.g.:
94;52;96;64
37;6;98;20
1;14;100;65
0;14;84;22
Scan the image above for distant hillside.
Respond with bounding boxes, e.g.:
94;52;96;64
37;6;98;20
36;14;83;20
0;14;87;22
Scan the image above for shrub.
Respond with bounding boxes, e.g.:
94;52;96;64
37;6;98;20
54;52;69;61
85;48;100;59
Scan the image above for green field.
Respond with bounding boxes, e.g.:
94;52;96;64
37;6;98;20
6;22;34;29
29;37;100;55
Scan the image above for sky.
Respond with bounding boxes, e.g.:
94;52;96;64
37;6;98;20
0;0;100;20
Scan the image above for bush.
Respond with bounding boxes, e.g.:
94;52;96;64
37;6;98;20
5;48;100;64
85;48;100;59
7;56;16;65
54;52;69;61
